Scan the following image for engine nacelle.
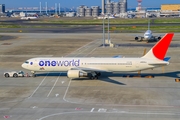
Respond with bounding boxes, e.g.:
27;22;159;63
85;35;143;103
67;70;88;78
158;37;161;40
135;37;139;40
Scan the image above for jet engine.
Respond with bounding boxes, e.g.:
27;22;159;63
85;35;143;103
67;70;88;78
158;37;161;40
135;37;139;40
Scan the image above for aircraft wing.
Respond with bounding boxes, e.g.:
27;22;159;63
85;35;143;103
153;34;165;39
154;34;164;37
136;35;143;37
70;67;109;72
134;35;144;39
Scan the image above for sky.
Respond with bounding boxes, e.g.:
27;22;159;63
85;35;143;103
0;0;179;8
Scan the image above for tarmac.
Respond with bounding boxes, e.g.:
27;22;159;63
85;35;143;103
0;33;180;120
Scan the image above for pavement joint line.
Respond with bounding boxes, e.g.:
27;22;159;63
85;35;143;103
47;73;61;98
28;72;49;99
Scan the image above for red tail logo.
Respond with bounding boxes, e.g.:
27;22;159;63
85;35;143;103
152;33;174;60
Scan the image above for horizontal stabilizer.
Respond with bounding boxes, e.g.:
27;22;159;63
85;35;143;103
148;62;169;65
164;57;171;62
113;55;122;58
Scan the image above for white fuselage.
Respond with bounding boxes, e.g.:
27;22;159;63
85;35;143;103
22;57;168;73
144;30;153;40
21;16;38;20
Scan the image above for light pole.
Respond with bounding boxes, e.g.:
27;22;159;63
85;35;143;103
59;3;61;15
103;14;105;47
40;2;42;14
45;2;48;15
108;13;110;44
55;3;57;15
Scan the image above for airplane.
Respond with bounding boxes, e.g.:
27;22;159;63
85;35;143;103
97;14;116;19
134;20;162;42
22;33;174;79
21;16;38;20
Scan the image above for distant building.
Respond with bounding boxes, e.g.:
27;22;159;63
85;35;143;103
0;4;5;13
161;4;180;11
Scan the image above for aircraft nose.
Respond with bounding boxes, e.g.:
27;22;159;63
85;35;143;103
21;63;25;68
21;63;27;69
144;36;150;40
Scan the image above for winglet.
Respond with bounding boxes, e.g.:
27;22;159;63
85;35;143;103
142;33;174;60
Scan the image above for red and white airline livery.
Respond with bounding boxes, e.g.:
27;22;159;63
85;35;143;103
22;33;174;79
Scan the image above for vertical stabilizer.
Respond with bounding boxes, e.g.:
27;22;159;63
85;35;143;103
142;33;174;60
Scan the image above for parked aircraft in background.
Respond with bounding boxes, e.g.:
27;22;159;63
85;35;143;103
135;20;163;42
22;33;174;79
21;16;38;20
97;14;117;19
21;14;38;20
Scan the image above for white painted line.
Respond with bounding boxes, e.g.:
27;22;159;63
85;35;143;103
28;73;49;98
98;108;107;112
63;78;72;102
47;73;61;97
91;108;95;112
84;48;97;57
38;111;90;120
67;39;100;57
38;110;180;120
65;40;96;57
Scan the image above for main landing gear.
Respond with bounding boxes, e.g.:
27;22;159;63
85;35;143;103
89;72;101;80
31;71;36;77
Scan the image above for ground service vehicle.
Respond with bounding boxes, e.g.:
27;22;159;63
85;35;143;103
4;71;25;78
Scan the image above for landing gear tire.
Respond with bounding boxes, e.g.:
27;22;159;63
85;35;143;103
5;73;9;78
13;73;18;78
32;74;36;77
31;71;36;77
96;72;101;76
90;76;98;80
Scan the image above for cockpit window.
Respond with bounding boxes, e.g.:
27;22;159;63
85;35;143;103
25;61;29;64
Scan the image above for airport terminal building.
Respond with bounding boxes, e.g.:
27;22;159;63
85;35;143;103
161;4;180;11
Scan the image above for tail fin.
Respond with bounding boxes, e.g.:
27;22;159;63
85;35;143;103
142;33;174;60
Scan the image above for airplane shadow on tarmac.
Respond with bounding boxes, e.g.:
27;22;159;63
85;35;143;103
36;71;180;86
36;72;126;86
